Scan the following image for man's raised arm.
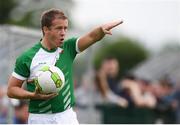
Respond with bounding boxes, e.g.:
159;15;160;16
78;20;123;52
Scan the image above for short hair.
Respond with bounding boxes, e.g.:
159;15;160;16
103;55;117;61
41;8;67;35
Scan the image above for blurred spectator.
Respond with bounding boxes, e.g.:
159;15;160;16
101;56;121;95
11;99;29;124
154;78;175;110
75;75;93;109
0;86;8;124
75;73;102;124
152;76;177;123
173;86;180;123
95;56;128;108
121;76;157;108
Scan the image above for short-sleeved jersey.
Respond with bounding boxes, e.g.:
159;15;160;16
12;37;80;113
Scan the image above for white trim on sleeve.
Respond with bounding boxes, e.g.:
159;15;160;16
75;38;81;53
12;72;27;80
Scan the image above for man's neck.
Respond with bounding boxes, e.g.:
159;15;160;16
41;38;55;50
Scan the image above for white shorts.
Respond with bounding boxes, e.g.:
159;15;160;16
28;108;79;124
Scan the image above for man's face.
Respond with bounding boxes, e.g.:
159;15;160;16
45;18;68;48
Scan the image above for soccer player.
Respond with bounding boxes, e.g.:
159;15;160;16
7;8;123;124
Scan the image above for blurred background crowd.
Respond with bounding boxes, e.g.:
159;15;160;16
0;0;179;124
74;56;180;124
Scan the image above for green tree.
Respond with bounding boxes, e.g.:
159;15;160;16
0;0;75;28
9;11;34;27
0;0;17;24
93;37;149;78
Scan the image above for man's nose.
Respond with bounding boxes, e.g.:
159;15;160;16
59;29;66;35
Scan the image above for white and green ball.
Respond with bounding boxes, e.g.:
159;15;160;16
35;65;65;94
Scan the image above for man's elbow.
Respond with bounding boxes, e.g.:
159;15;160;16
7;87;14;98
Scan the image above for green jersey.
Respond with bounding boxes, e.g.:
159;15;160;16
12;37;80;113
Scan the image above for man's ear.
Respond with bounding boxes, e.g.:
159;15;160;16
43;26;49;34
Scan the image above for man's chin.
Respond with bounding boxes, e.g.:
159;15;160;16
57;43;63;47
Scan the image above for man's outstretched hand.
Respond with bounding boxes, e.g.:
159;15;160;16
75;19;123;52
101;20;123;35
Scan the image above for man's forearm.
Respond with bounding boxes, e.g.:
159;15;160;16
7;86;33;99
78;26;105;52
89;26;105;42
78;20;122;52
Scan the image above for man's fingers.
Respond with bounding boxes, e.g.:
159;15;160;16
33;91;58;100
42;93;58;99
102;28;112;35
101;20;123;35
48;93;58;97
106;20;123;30
35;87;40;94
27;79;34;83
111;20;123;28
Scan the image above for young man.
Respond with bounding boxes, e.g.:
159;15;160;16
95;57;128;108
7;8;123;124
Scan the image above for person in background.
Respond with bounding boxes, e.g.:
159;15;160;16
11;99;29;124
0;86;8;124
121;76;157;108
173;85;180;123
95;56;128;108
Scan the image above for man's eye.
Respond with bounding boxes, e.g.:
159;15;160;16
57;27;62;30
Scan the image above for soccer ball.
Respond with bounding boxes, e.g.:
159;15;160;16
34;65;65;94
